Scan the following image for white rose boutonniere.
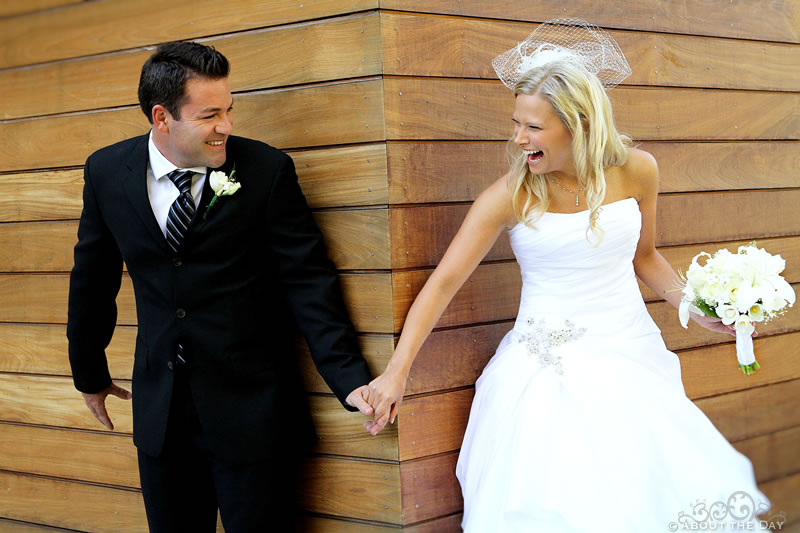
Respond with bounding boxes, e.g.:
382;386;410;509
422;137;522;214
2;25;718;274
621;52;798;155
204;165;241;220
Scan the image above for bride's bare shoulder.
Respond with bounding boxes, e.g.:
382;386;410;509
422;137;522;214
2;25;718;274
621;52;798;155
474;173;518;228
620;147;659;201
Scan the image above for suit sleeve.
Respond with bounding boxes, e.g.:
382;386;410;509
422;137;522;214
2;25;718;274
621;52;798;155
67;158;124;393
265;154;372;409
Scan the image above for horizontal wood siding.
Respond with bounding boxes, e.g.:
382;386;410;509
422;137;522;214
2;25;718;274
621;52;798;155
1;2;798;531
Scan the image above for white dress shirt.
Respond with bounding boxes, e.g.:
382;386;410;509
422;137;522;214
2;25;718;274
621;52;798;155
147;131;207;237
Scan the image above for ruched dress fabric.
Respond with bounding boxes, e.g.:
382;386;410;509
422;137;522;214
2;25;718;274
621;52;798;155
456;198;769;532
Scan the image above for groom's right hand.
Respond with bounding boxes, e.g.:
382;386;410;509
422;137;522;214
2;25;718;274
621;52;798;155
81;383;131;431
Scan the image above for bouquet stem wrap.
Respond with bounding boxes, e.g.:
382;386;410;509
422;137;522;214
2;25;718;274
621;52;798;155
735;329;759;375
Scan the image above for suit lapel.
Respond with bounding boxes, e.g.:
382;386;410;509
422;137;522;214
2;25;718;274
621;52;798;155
122;135;172;254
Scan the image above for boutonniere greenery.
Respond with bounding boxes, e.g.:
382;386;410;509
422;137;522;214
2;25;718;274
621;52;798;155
204;165;241;220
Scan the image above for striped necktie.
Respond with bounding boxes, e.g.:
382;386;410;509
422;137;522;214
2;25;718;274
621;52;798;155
165;170;196;252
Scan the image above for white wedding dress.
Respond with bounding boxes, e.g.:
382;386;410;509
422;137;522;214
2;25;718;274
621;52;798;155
456;198;770;532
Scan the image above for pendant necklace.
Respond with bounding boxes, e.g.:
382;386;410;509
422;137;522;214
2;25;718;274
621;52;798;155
552;177;584;206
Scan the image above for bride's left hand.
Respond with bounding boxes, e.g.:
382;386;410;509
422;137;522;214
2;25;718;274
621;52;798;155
691;314;757;338
364;369;408;436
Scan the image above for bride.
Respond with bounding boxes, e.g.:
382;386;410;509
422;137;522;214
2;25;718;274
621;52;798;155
363;19;769;532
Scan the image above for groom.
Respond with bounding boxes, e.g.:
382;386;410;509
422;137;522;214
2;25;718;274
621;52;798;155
67;41;374;531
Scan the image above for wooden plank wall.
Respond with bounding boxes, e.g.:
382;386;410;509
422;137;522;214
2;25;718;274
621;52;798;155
0;1;408;532
1;1;799;531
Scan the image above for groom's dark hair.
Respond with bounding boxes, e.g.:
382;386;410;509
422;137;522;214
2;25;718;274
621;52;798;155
138;41;230;124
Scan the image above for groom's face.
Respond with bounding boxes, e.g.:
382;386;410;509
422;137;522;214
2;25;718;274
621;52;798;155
160;76;234;169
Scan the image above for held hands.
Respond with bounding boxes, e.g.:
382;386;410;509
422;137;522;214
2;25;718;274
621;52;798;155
362;369;408;436
81;382;131;430
345;385;374;417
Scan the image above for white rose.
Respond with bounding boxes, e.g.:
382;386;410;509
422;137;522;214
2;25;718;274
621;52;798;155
209;170;228;194
734;314;754;335
747;303;765;323
221;181;242;196
715;303;739;325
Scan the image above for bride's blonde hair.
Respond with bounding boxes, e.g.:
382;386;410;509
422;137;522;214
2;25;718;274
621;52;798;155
509;60;631;244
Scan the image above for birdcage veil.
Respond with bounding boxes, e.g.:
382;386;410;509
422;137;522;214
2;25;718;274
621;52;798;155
492;18;631;90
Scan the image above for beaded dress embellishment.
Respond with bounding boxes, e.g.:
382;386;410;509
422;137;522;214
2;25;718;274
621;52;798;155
516;317;587;375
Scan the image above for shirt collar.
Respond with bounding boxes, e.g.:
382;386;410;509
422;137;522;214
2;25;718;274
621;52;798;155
148;131;207;180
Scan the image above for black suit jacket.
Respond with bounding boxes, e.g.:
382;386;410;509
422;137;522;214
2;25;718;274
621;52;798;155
67;134;371;465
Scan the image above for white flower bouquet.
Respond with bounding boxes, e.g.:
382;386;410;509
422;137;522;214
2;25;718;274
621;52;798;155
678;243;795;374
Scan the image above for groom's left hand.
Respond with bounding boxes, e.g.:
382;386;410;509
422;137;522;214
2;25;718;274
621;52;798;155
345;385;374;417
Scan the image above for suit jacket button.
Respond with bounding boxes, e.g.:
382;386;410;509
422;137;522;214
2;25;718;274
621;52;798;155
173;257;182;267
176;308;186;319
167;361;174;371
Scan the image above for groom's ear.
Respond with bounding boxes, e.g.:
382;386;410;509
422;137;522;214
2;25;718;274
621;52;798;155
152;105;170;133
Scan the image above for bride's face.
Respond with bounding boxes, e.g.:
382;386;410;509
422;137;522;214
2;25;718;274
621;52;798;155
512;93;575;178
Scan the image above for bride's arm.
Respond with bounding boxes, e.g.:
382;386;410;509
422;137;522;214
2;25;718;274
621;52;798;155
364;175;516;434
630;149;734;335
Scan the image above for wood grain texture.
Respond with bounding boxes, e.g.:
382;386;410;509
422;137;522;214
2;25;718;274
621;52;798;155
0;0;379;69
0;472;147;532
0;0;82;18
679;333;800;401
6;192;796;274
291;144;388;208
0;323;135;378
400;452;461;524
0;145;388;225
697;379;800;443
308;395;399;460
298;515;396;532
387;142;503;204
404;514;462;532
386;141;800;205
0;13;382;120
300;456;401;523
642;142;800;193
0;424;139;488
339;273;394;333
760;472;800;526
733;425;800;484
390;204;511;268
299;334;393;394
397;389;473;461
0;517;83;532
381;13;800;91
386;192;800;269
1;80;385;173
0;222;77;272
405;322;511;395
0;274;136;325
0;271;392;333
0;169;84;223
383;78;800;141
316;209;390;269
656;190;800;246
0;376;392;461
0;321;395;394
0;374;133;432
392;261;521;332
379;0;800;43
